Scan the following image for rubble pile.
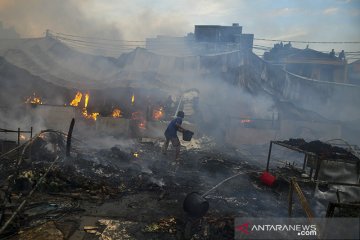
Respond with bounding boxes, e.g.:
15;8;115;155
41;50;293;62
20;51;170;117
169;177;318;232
0;131;295;239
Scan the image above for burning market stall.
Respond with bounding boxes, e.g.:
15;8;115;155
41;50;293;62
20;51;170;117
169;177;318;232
20;86;179;139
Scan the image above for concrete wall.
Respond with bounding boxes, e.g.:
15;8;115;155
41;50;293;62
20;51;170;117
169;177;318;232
95;117;130;136
143;121;167;138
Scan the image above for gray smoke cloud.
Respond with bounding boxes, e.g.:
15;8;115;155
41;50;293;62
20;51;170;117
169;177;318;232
0;0;123;39
0;0;191;39
0;21;20;38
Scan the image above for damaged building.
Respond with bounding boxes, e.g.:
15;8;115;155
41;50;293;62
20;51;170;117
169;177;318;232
0;22;360;239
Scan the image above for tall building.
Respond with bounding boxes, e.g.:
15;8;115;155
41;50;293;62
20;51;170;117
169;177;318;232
146;23;254;56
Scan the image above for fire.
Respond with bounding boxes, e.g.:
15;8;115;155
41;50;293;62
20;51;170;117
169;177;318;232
112;108;122;118
132;112;146;129
82;93;99;121
152;107;164;120
82;108;99;121
70;91;99;121
131;94;135;105
84;93;89;108
70;92;82;107
133;152;139;158
138;121;146;129
26;93;42;105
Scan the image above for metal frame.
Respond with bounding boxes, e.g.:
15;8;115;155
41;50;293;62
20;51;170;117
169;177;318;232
0;127;33;146
266;140;360;181
326;202;360;217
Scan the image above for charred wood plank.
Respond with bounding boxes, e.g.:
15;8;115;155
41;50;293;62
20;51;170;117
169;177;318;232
66;118;75;157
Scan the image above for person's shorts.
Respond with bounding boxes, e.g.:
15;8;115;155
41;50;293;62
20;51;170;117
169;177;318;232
167;136;180;147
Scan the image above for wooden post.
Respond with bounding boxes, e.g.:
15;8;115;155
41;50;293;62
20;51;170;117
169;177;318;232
314;156;322;181
29;127;33;162
17;128;20;146
66;118;75;157
266;141;273;172
302;154;307;171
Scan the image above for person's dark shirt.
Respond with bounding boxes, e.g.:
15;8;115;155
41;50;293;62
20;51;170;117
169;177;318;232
165;117;182;138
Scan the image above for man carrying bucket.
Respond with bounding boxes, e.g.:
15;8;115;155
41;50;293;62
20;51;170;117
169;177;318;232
162;110;187;161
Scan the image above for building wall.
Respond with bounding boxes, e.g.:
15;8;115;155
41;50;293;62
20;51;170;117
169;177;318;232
194;24;242;43
95;117;130;136
146;24;252;55
237;34;254;50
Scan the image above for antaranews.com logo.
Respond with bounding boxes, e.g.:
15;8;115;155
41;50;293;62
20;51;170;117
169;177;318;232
234;218;359;240
236;222;317;236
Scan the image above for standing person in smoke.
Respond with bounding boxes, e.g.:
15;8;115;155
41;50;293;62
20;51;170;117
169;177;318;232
162;111;187;161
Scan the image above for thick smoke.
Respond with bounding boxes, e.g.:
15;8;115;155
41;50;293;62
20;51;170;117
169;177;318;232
1;0;359;58
0;0;122;39
186;76;276;143
0;0;190;43
0;21;19;38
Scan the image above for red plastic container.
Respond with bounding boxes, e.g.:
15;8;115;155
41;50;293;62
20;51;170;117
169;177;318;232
260;171;276;186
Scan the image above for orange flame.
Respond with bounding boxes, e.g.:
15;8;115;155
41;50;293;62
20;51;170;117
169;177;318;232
82;108;99;121
84;93;89;108
131;94;135;104
70;92;82;107
26;93;43;105
74;92;98;120
132;112;146;129
138;121;146;129
112;108;122;118
152;107;164;120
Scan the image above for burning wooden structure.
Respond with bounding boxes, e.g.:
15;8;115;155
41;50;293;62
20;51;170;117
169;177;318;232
18;88;177;139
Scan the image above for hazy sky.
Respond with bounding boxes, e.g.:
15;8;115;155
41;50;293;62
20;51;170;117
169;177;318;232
0;0;359;56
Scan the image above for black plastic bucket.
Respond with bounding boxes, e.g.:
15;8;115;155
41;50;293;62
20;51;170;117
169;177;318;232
183;192;209;218
183;130;194;141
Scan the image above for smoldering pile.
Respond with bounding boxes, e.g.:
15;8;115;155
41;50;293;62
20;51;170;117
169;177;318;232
1;129;293;239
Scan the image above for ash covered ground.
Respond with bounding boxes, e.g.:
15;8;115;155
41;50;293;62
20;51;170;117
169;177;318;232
0;130;306;240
